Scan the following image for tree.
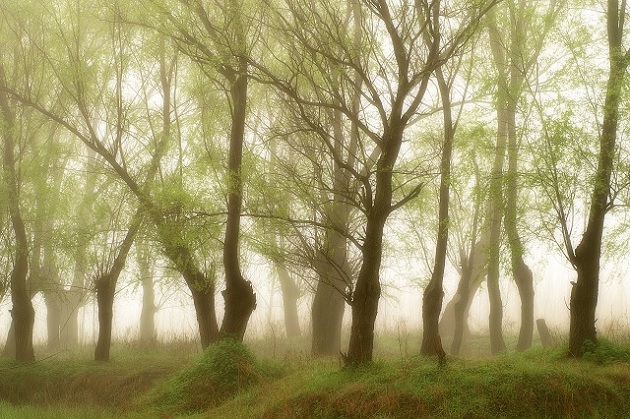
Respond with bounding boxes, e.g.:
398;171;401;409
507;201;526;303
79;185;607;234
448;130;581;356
254;0;496;366
420;55;461;356
0;66;35;362
568;0;630;356
150;0;258;341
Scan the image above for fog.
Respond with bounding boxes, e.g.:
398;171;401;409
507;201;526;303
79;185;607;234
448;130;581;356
3;239;628;350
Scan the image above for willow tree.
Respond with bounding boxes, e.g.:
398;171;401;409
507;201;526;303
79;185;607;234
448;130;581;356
486;0;563;353
0;1;56;361
0;66;34;363
568;0;630;356
254;0;497;366
151;0;258;340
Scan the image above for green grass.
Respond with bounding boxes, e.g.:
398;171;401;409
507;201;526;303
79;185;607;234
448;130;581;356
2;336;630;418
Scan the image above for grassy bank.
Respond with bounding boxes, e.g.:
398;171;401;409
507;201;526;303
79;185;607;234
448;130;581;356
1;338;630;418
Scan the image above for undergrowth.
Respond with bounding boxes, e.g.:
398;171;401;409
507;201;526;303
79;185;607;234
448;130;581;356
3;337;630;418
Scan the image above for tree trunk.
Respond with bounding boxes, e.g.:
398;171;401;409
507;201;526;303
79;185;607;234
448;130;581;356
346;212;385;366
94;276;116;361
156;227;219;347
220;67;256;340
312;227;349;355
191;286;219;348
93;209;143;361
137;244;157;344
346;122;404;366
44;292;63;351
537;319;554;348
276;264;301;339
505;103;534;352
62;305;81;348
1;321;15;358
1;68;35;362
486;118;507;355
312;268;346;355
421;67;454;356
140;275;157;344
486;17;509;355
569;4;626;356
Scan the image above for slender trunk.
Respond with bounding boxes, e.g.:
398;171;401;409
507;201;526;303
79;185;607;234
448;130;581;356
505;102;534;351
421;67;453;355
450;193;485;355
311;2;360;356
487;106;507;355
569;26;626;354
220;66;256;340
486;16;509;355
451;262;472;356
346;211;385;366
276;264;301;338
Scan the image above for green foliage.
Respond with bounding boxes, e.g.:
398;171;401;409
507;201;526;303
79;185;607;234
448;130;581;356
582;339;630;364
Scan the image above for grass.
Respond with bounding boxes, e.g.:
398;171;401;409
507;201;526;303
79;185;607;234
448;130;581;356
2;335;630;418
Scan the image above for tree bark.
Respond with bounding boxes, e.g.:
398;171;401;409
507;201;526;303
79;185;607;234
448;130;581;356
421;67;454;355
569;1;627;357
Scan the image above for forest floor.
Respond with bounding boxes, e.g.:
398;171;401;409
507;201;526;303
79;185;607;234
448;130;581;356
1;333;630;418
